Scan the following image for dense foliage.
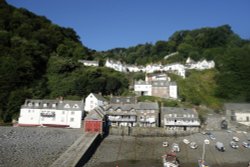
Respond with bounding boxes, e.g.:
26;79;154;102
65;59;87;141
0;1;128;122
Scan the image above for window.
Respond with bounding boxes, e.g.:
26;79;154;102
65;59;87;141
62;111;65;115
90;101;93;104
28;102;33;107
64;104;70;108
30;117;33;120
71;111;75;115
73;104;79;108
126;99;130;102
43;103;47;107
52;104;56;108
61;118;64;122
116;99;120;103
70;118;74;122
35;103;39;107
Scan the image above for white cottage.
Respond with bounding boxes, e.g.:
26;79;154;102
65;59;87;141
18;99;84;128
84;93;107;112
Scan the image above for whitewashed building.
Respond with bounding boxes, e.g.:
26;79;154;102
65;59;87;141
163;63;186;78
169;82;178;99
18;99;84;128
134;80;152;96
161;107;200;131
186;58;215;70
84;93;107;112
105;59;126;72
225;103;250;126
78;60;99;67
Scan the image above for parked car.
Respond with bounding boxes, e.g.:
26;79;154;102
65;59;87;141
215;142;225;152
183;139;190;144
201;131;206;135
162;141;169;147
242;142;250;148
189;142;198;149
171;143;180;152
232;136;239;142
209;134;216;140
230;141;239;149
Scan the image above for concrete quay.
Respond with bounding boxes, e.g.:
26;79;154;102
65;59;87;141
50;132;99;167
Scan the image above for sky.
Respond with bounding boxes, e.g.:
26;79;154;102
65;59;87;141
7;0;250;51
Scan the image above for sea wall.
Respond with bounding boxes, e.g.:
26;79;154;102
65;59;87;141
109;126;199;136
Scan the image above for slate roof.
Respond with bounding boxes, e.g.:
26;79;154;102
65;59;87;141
224;103;250;112
110;96;137;104
92;93;107;101
85;106;105;120
134;80;150;85
137;102;159;110
22;99;84;111
106;104;138;111
106;102;159;112
161;107;198;117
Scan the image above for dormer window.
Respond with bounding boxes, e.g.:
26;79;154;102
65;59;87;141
116;99;120;103
28;102;33;107
43;103;47;107
35;103;40;107
126;99;130;102
64;104;70;108
73;104;79;108
52;103;57;108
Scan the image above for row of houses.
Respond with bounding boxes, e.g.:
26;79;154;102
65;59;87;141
17;94;200;132
104;57;215;78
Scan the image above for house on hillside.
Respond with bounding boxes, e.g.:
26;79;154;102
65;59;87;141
161;107;200;131
163;63;186;78
134;73;178;99
18;99;84;128
78;60;99;67
224;103;250;126
134;80;152;96
186;58;215;70
84;93;107;112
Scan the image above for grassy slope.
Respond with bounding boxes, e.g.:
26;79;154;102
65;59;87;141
173;69;222;110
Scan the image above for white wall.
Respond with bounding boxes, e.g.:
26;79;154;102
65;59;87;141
169;85;178;99
134;84;152;96
18;108;82;128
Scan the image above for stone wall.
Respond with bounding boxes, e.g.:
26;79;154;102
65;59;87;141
109;126;199;137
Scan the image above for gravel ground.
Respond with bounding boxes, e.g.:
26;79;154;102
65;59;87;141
0;126;82;167
85;130;250;167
